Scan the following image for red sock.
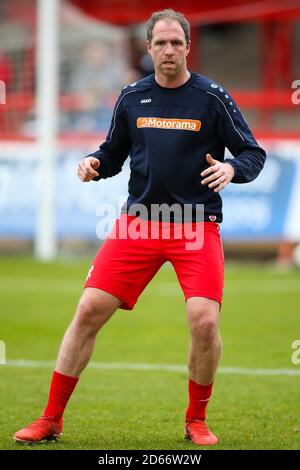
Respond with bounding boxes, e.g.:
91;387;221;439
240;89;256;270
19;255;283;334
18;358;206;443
43;371;79;421
186;379;213;422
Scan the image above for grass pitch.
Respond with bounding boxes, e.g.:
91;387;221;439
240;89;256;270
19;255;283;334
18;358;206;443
0;256;299;450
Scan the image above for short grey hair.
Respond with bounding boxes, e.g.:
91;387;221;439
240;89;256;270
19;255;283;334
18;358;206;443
146;9;190;45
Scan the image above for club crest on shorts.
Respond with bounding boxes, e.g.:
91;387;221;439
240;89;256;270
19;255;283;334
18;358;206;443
209;215;217;222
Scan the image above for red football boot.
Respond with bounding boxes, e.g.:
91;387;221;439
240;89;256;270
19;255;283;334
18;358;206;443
14;416;62;444
185;419;218;446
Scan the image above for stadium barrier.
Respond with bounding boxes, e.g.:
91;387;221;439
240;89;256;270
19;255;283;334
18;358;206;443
0;139;299;246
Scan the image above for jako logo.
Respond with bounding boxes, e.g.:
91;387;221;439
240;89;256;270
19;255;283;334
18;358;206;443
137;117;201;131
141;98;152;103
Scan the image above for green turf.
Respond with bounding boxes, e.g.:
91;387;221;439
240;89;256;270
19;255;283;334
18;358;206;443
0;256;300;449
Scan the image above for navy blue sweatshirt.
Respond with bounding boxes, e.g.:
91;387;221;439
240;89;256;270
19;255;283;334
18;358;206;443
89;72;266;223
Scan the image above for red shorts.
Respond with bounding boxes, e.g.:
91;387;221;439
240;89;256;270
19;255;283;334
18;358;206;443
85;214;224;309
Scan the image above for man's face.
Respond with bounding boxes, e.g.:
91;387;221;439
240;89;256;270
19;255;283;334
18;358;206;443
147;19;190;78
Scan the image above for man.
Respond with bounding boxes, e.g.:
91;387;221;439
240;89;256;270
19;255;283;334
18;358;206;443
14;9;266;446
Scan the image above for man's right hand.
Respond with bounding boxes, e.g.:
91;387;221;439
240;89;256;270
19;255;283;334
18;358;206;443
77;157;100;182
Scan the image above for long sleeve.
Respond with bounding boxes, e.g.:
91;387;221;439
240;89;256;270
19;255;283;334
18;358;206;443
88;91;132;180
212;90;266;183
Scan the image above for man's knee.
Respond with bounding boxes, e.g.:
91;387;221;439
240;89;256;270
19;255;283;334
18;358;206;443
75;288;121;332
187;297;219;338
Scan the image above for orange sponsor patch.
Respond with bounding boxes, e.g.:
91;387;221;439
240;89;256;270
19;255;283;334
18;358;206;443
137;117;201;132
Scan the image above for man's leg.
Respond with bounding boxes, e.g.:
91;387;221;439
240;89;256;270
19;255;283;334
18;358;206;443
55;287;121;377
186;297;221;385
14;288;121;443
165;221;223;445
185;296;221;446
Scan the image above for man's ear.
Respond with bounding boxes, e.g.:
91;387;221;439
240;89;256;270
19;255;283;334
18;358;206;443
186;41;191;56
146;41;151;55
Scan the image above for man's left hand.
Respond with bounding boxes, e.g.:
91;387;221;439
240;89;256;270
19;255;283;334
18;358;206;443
200;154;235;193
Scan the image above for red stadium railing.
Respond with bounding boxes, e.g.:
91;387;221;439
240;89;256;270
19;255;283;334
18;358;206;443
1;89;299;141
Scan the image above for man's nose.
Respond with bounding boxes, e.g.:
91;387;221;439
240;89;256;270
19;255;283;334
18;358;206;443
164;43;174;55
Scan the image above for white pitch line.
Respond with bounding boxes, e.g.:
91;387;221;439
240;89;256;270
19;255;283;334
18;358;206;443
3;359;300;376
